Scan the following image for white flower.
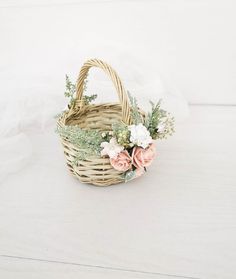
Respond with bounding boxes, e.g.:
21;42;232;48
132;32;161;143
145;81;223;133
100;137;124;158
128;123;152;148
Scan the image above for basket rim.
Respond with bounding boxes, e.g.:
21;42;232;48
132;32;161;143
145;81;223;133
57;102;124;128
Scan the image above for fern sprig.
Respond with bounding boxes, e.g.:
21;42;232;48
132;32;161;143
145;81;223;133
56;125;103;160
64;75;97;108
127;91;143;125
144;100;174;139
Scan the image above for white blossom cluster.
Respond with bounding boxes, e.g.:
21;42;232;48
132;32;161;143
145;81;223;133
128;123;152;149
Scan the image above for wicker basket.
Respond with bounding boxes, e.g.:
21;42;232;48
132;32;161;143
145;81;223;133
57;59;141;186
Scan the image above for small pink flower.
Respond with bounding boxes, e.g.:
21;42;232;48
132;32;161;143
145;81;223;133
132;143;156;168
135;167;145;177
110;150;132;172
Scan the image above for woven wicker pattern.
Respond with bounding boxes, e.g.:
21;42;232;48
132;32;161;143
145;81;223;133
57;59;135;186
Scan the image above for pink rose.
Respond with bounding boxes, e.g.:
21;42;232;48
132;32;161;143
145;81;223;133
132;143;156;168
110;150;132;172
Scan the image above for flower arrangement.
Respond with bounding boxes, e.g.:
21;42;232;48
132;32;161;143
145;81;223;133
56;75;175;182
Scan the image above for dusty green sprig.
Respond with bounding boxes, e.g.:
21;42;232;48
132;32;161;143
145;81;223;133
64;75;97;108
144;100;162;137
83;94;98;105
64;75;77;107
144;100;174;139
127;91;143;125
56;125;103;160
155;113;175;139
127;92;174;139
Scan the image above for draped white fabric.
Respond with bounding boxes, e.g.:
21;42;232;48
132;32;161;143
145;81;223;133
0;4;189;182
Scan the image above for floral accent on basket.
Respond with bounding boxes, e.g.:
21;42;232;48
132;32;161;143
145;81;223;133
95;91;174;181
132;144;156;168
110;150;132;172
100;132;156;181
100;138;124;159
56;64;175;186
128;123;152;148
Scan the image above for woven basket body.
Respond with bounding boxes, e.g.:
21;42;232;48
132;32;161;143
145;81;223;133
58;59;140;186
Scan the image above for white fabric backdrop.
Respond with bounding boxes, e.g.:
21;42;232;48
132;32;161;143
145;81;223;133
7;0;234;181
0;43;188;182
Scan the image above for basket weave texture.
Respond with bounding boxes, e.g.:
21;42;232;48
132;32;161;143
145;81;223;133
57;59;140;186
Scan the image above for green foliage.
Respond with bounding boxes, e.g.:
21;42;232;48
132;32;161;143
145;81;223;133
112;122;131;147
144;100;162;137
56;125;103;160
144;100;175;139
64;75;97;108
57;82;175;164
64;75;76;107
127;91;143;125
156;113;175;139
83;94;98;105
127;92;174;139
122;170;136;182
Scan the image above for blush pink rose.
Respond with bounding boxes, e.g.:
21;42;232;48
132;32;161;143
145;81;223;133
110;150;132;172
132;143;156;168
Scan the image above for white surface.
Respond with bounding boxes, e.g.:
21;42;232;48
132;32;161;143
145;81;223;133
0;257;172;279
0;0;236;105
1;106;236;279
1;1;236;278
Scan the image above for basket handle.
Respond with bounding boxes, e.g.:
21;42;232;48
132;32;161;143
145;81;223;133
75;59;131;124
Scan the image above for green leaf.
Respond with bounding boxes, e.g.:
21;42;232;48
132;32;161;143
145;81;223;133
122;170;136;182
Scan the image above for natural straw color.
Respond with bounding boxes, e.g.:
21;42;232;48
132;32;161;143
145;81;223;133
57;59;138;186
